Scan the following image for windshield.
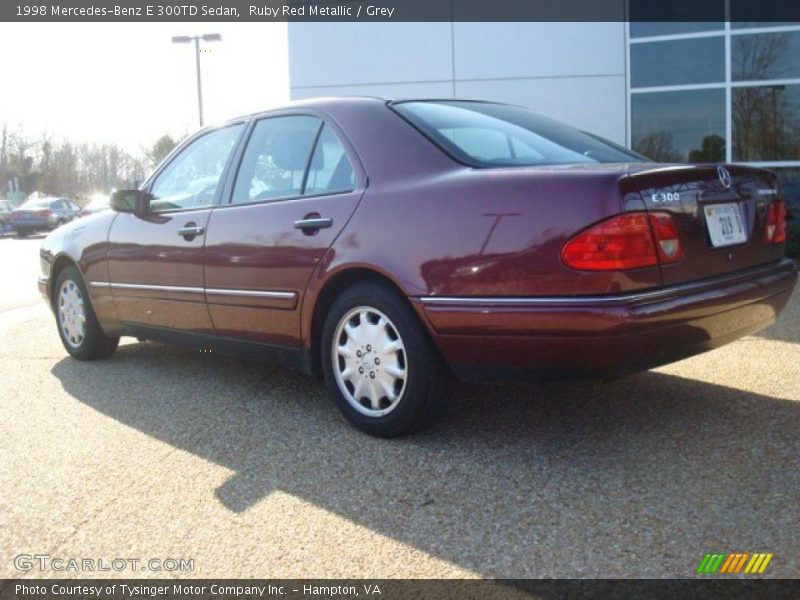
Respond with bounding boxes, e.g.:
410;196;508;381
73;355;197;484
391;100;646;167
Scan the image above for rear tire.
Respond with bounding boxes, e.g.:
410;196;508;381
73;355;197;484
54;265;119;360
321;282;453;437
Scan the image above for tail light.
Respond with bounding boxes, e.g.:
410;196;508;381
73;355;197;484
765;199;787;244
561;212;682;271
648;212;683;263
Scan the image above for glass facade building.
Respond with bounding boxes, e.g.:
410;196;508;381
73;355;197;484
629;16;800;207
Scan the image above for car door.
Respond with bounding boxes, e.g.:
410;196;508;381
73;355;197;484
106;123;245;333
65;199;80;220
203;113;364;346
52;200;68;222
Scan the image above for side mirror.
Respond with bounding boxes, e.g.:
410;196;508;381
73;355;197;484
109;190;149;214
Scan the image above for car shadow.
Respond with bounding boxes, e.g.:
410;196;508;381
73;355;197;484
51;344;800;577
755;290;799;343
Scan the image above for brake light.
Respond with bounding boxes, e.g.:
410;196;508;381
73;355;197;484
561;212;682;271
765;199;787;244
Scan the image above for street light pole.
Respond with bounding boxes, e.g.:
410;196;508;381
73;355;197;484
172;33;222;128
194;37;203;127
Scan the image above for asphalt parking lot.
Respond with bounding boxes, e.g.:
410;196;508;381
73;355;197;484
1;234;798;579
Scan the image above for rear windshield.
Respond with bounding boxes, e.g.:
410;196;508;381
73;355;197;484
391;100;646;167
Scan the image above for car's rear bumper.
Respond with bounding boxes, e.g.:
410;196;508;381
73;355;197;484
418;258;798;382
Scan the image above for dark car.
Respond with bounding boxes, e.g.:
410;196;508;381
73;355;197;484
12;197;80;236
37;98;797;436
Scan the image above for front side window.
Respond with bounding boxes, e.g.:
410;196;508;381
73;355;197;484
231;116;321;204
149;124;243;213
391;101;644;167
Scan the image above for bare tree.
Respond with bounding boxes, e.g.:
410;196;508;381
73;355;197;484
633;131;682;163
732;33;798;161
0;125;147;202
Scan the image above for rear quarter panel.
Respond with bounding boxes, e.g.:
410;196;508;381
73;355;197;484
318;167;661;298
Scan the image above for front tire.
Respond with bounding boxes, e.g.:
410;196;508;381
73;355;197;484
321;282;453;437
54;265;119;360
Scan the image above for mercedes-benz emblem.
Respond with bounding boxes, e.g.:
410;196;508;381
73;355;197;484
717;166;732;189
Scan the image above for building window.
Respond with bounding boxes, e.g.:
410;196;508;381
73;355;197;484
629;0;724;39
733;31;800;81
630;22;723;38
631;37;725;88
632;89;725;162
732;84;800;161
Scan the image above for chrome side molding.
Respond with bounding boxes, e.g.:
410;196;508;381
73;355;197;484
89;281;295;300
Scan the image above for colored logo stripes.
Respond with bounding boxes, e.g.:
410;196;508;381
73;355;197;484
697;553;773;574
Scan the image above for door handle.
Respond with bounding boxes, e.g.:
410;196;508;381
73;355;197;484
177;224;205;239
294;217;333;231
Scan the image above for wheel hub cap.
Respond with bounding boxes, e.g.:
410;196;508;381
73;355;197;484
58;279;86;349
332;307;407;417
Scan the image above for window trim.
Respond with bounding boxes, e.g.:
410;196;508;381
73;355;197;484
219;110;361;209
300;121;326;195
141;120;248;215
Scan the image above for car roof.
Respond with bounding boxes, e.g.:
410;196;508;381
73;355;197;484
230;96;385;121
215;96;513;127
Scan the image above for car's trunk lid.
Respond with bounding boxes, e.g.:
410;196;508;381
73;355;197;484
626;164;786;286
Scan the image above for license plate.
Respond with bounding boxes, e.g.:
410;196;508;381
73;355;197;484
704;203;747;247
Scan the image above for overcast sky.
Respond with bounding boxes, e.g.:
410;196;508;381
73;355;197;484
0;22;289;154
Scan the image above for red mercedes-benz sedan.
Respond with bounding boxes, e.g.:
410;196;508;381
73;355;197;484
38;98;797;436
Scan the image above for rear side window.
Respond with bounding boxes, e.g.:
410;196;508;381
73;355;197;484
304;125;355;196
231;116;321;204
392;100;645;167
